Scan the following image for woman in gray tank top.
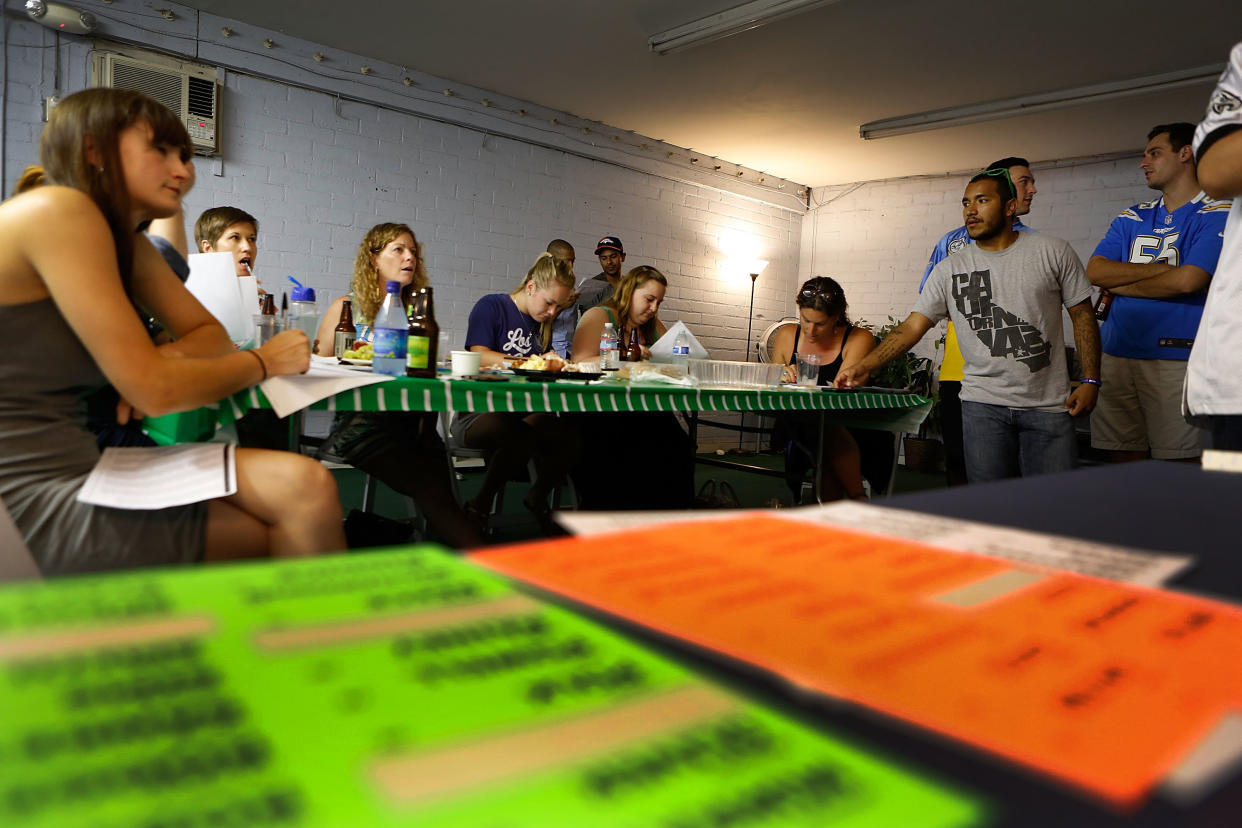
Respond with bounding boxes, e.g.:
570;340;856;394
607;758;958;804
0;88;345;573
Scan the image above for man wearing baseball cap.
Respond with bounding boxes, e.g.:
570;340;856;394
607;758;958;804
576;235;626;316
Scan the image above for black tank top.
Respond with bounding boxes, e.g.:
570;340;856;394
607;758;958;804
788;324;851;385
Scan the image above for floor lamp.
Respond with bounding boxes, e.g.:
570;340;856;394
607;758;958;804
738;261;769;452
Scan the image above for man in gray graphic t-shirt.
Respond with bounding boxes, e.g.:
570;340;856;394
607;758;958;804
837;168;1101;483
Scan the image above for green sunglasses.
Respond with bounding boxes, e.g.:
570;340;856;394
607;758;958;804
977;167;1016;199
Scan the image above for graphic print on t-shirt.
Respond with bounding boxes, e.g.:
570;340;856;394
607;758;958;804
503;327;533;354
952;268;1051;373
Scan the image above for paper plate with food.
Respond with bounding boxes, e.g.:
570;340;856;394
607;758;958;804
510;352;603;381
339;342;373;366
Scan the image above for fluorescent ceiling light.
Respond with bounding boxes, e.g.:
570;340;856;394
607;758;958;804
859;64;1225;140
649;0;842;55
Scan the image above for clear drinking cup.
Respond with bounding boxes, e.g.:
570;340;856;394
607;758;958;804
795;353;822;387
253;314;285;345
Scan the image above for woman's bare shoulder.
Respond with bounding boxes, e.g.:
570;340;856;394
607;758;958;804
0;186;97;225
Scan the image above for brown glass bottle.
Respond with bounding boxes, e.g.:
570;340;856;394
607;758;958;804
406;287;440;378
333;299;357;358
622;326;643;362
1094;289;1113;321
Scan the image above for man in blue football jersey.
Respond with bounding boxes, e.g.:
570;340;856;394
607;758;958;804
920;157;1038;486
1087;123;1231;462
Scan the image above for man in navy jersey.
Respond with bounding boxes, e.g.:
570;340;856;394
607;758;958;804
920;157;1037;486
1087;123;1230;462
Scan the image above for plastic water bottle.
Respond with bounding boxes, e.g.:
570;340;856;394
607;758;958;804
286;276;318;340
600;322;619;370
672;329;690;369
372;281;408;377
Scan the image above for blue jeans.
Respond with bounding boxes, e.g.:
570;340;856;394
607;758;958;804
961;401;1077;483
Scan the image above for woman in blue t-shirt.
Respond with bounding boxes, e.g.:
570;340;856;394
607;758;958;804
456;253;579;531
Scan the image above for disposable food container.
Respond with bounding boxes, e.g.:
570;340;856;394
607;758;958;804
687;359;782;389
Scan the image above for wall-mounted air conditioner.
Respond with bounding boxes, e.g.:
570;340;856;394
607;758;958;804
91;50;220;155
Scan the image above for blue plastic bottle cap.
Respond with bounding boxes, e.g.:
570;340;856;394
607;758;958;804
290;285;316;302
385;281;400;293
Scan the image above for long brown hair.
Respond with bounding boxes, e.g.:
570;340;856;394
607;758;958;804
351;223;427;323
604;265;667;345
40;88;192;294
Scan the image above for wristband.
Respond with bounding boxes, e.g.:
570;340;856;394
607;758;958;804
1079;378;1101;387
246;349;268;381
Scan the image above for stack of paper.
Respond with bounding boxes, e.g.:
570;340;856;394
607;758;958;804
472;514;1242;809
0;546;979;827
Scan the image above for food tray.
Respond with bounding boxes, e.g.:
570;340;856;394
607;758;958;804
687;359;782;389
511;368;604;382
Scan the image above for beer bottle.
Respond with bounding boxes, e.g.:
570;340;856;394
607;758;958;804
333;299;357;358
622;326;643;362
406;286;440;378
1094;289;1113;321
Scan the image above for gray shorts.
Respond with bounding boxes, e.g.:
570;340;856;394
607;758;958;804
1091;354;1201;459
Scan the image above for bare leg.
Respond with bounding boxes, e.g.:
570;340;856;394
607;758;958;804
205;448;345;559
818;425;865;502
204;499;269;562
525;413;581;507
346;413;484;548
462;413;534;511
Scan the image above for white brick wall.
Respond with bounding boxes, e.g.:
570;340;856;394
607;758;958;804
801;157;1155;356
1;17;802;362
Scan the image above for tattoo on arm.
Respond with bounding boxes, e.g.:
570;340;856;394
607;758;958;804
863;323;921;372
1068;302;1101;380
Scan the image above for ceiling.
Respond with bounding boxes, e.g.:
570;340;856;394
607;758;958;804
173;0;1240;188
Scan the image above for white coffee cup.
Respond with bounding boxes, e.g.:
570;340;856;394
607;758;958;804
450;349;481;376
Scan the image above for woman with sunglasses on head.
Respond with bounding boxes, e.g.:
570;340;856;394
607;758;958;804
0;88;345;572
313;223;483;548
771;276;877;502
452;253;581;533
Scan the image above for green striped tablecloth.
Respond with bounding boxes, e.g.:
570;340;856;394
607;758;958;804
214;376;932;433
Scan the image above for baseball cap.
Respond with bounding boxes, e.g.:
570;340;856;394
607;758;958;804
594;236;624;255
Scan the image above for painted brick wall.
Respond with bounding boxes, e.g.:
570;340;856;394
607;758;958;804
800;157;1154;355
1;18;802;363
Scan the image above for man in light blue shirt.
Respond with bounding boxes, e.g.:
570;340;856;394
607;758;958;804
546;239;579;356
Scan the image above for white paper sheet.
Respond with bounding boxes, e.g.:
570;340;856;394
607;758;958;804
648;320;710;363
76;444;237;510
237;274;261;318
556;502;1190;587
186;252;253;344
257;356;394;418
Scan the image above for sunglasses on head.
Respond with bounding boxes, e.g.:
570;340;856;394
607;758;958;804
978;167;1015;197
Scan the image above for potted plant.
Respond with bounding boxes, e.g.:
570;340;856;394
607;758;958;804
855;317;944;472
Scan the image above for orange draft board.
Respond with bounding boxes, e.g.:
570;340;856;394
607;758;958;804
470;513;1242;809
